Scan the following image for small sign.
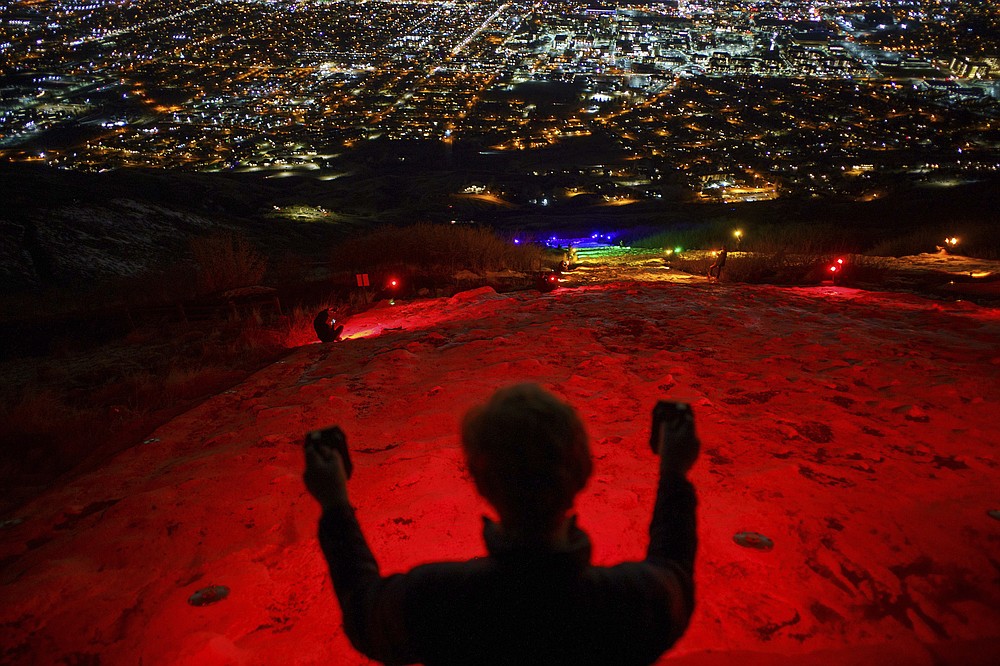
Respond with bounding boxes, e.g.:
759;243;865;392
356;273;370;287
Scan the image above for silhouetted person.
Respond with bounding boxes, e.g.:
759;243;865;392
304;383;699;666
313;308;344;343
708;246;727;281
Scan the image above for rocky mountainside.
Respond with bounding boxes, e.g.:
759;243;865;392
0;165;356;293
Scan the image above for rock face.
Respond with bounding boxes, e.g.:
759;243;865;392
1;282;998;665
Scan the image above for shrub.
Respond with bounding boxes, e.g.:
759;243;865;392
668;251;829;285
189;233;268;295
728;253;831;284
835;254;893;286
330;223;548;275
666;255;713;277
866;228;947;258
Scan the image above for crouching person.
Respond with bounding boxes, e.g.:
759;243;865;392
303;383;699;666
313;307;345;343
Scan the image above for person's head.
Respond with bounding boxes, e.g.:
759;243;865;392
462;383;592;539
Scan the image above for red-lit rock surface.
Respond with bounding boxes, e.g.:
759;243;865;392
2;276;999;665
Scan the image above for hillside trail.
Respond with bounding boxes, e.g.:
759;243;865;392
559;245;1000;303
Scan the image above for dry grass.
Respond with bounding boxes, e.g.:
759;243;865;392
0;312;309;512
331;223;549;275
834;254;893;286
668;252;830;285
666;250;895;287
0;289;362;512
190;233;268;296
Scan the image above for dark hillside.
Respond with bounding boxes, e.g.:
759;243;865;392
2;163;999;297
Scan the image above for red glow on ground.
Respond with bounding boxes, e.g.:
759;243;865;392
1;282;998;664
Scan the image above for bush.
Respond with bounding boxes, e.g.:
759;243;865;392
835;254;892;286
190;233;268;295
668;251;829;285
330;223;548;275
866;228;947;258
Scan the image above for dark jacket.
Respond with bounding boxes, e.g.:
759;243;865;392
314;310;342;343
318;459;697;666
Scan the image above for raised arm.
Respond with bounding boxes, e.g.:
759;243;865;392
304;439;419;665
646;412;699;613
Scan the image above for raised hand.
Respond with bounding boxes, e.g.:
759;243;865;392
304;436;350;509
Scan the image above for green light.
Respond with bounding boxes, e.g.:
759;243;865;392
674;246;683;254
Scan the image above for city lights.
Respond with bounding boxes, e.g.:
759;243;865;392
0;0;993;191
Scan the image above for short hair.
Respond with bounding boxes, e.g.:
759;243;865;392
462;384;592;536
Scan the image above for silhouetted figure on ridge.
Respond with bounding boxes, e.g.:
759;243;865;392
708;246;728;281
303;383;699;666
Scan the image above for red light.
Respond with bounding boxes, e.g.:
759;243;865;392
390;279;398;287
830;266;838;272
837;258;844;264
